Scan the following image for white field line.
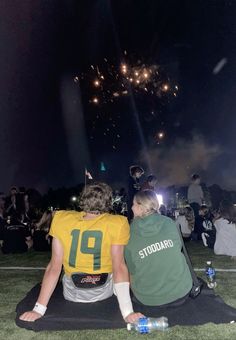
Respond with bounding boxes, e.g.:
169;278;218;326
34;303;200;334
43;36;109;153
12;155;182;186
0;266;46;270
0;267;236;272
194;268;236;272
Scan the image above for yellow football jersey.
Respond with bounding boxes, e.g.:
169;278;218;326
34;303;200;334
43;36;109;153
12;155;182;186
49;210;130;275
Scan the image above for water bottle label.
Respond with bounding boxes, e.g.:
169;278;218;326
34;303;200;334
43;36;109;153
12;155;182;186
206;268;215;276
138;318;149;334
206;267;216;283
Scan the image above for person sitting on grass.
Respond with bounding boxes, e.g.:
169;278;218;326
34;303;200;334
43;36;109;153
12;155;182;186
125;190;193;308
194;205;216;248
213;201;236;259
19;182;143;323
1;213;32;254
195;205;215;241
175;206;195;242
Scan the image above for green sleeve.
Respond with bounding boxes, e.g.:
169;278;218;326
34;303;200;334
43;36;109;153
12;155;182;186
124;246;135;275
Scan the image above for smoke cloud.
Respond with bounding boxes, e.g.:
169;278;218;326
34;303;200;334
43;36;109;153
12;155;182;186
139;135;222;187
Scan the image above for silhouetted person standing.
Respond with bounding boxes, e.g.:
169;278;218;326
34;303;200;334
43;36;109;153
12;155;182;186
127;165;144;221
187;174;204;217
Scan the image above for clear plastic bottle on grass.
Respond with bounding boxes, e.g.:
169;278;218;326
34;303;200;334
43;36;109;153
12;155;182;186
206;261;217;288
127;317;169;334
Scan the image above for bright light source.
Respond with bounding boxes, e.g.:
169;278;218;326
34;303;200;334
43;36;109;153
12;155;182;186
71;196;77;202
162;84;169;91
92;97;99;104
156;194;163;206
158;132;164;139
94;80;100;87
121;64;127;74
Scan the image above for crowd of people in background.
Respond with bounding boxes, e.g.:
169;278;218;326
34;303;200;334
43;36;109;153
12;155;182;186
177;174;236;259
0;186;51;254
1;169;236;259
128;169;236;260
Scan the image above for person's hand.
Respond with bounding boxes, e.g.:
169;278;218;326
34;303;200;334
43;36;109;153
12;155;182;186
125;312;145;323
19;310;42;322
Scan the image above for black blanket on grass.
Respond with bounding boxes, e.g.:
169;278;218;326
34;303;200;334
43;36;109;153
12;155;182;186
15;282;236;331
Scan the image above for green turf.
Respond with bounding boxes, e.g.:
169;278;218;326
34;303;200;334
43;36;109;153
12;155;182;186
186;242;236;269
0;243;236;340
0;249;51;267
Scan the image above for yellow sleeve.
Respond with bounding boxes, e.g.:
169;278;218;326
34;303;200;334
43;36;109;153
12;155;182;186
111;217;130;245
49;211;63;242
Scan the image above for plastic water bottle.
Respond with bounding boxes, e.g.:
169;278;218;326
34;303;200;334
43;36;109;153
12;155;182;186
206;261;217;288
127;317;169;334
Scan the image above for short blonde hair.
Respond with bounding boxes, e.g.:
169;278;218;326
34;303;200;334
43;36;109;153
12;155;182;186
134;190;159;216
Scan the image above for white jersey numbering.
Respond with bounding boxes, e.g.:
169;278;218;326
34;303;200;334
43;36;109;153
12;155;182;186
139;239;174;259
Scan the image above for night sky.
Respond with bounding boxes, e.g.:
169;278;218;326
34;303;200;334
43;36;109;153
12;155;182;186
0;0;236;193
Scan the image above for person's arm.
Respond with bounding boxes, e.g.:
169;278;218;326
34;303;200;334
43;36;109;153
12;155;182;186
187;186;191;201
111;244;144;323
200;186;204;203
19;237;63;322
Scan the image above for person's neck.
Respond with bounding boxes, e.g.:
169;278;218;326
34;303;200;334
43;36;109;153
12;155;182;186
83;212;102;220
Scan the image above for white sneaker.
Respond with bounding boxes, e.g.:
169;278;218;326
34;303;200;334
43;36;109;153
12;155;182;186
201;233;209;247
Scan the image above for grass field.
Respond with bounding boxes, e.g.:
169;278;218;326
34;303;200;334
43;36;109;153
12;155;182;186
1;243;236;340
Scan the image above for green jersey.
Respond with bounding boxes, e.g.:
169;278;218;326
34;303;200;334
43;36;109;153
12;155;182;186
125;213;192;306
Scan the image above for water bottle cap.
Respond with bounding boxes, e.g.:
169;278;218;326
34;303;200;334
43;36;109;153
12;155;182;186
127;323;132;331
206;261;211;265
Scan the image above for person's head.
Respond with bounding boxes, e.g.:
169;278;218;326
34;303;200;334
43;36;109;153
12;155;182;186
129;165;144;179
212;208;220;220
191;174;201;184
179;206;195;229
79;182;113;214
10;186;18;196
219;200;236;224
199;205;209;217
147;175;157;187
132;190;159;218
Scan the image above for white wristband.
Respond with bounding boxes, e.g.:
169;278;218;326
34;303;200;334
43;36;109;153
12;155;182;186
33;302;47;316
114;282;134;320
